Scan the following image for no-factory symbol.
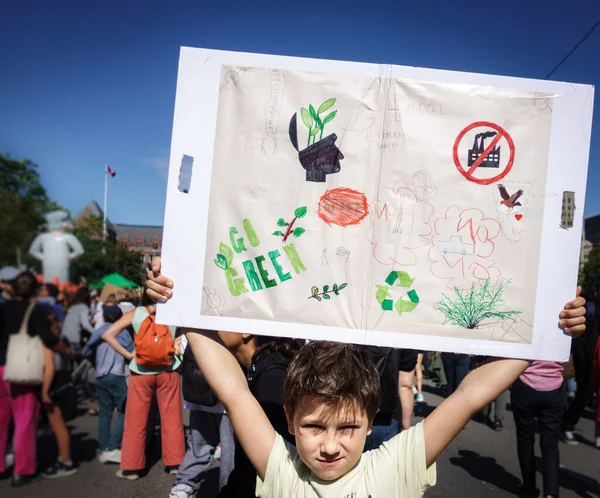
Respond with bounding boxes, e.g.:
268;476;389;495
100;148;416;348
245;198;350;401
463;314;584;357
453;121;515;185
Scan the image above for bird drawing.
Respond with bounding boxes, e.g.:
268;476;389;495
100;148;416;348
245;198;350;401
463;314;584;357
498;184;523;210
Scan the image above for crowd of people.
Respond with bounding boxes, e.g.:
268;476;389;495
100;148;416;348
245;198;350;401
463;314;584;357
0;261;596;498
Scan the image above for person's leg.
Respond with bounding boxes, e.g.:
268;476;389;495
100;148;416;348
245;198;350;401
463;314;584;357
442;354;456;395
95;375;112;452
0;367;12;474
107;375;128;451
495;389;510;422
120;373;155;472
538;383;564;498
218;413;235;490
563;347;594;433
155;371;185;468
46;404;71;462
11;384;40;477
172;410;219;494
455;354;471;389
415;354;424;394
511;379;539;497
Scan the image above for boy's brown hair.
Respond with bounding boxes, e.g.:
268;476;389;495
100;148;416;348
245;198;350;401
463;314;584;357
284;341;381;421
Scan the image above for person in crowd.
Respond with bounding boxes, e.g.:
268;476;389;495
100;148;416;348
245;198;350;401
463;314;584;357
0;271;71;487
217;334;301;498
483;390;510;431
61;287;95;356
82;305;130;464
102;292;184;480
414;352;425;403
168;334;234;498
40;344;78;479
38;283;65;325
441;352;471;396
147;261;586;497
0;267;19;305
362;347;418;451
562;298;599;444
511;361;565;498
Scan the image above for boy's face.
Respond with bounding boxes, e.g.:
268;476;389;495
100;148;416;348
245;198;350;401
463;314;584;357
286;395;372;481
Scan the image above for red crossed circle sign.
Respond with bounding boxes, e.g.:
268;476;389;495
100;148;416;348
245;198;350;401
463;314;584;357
453;121;515;185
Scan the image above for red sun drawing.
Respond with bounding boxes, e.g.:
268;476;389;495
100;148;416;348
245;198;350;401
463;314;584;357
317;187;369;227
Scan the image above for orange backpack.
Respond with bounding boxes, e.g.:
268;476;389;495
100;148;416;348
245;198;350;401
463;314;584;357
134;307;175;369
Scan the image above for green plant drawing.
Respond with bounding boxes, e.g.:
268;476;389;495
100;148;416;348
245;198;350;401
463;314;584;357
272;206;307;243
433;278;521;329
214;242;234;270
300;98;337;147
309;283;347;301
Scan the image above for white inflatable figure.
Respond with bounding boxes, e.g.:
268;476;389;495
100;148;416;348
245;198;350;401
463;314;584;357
29;211;84;284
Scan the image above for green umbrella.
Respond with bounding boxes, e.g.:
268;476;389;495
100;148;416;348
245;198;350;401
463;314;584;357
96;272;138;288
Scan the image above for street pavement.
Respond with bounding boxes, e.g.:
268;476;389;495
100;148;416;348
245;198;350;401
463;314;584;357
1;380;598;498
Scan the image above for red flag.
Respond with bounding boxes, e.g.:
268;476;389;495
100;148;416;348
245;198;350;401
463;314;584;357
106;164;116;177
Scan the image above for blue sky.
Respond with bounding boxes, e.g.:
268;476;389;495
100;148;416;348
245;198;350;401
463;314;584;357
2;0;599;226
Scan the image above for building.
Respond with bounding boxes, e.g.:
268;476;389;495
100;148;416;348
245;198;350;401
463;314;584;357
585;214;600;246
76;201;162;265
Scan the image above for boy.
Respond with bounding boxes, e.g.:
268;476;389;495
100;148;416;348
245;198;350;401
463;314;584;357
147;265;586;497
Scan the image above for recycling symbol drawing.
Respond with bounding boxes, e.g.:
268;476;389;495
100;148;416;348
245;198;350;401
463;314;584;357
375;271;419;315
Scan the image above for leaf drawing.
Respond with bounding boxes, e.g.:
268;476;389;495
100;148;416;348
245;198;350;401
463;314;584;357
273;206;308;243
318;98;336;115
293;227;305;238
219;242;234;268
214;253;228;270
323;110;337;125
309;104;318;120
300;108;313;128
308;282;348;301
294;206;308;218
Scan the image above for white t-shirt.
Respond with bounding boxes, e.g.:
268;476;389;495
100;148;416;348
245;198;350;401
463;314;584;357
256;421;436;498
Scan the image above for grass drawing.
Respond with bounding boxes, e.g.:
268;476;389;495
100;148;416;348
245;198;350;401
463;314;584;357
272;206;307;243
300;98;337;147
309;283;347;301
433;279;521;329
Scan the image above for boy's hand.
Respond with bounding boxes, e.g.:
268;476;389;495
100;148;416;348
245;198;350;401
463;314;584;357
146;256;174;302
559;286;586;337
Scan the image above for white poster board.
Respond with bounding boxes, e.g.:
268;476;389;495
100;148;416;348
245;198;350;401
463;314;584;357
158;47;594;361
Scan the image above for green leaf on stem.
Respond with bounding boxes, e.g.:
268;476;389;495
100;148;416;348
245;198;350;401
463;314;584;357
292;227;305;238
300;108;313;128
322;293;331;299
309;104;318;120
272;230;284;236
338;283;348;290
294;206;308;218
323;285;329;293
311;286;319;296
309;127;320;137
323;110;337;124
318;98;336;114
277;218;286;227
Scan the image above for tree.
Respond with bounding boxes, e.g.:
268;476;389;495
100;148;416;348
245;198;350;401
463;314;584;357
579;243;600;299
70;215;145;286
0;155;63;268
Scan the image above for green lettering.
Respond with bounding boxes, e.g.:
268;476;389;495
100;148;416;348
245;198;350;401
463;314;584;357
243;219;260;248
229;227;247;253
268;249;292;282
224;267;249;296
256;255;277;289
282;243;307;274
242;259;263;291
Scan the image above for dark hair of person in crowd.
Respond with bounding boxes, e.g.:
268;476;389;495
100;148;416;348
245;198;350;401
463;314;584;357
44;282;60;299
12;271;40;300
283;340;382;422
102;305;123;324
69;287;91;307
253;335;303;364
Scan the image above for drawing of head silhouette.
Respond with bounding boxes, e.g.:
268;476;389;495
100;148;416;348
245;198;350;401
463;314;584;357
288;99;344;182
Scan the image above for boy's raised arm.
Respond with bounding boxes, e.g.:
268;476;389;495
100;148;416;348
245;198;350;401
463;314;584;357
184;329;276;480
423;288;587;467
